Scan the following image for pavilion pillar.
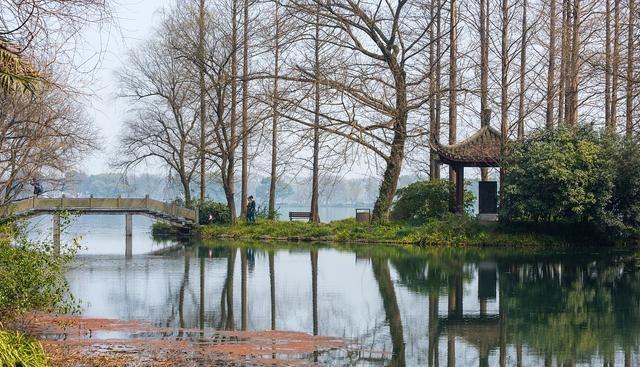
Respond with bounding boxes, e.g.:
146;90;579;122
454;165;465;214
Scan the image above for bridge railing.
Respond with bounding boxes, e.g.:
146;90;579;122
4;196;197;223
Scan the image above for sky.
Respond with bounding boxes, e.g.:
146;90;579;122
80;0;174;174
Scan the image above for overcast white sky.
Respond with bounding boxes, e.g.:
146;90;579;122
80;0;174;174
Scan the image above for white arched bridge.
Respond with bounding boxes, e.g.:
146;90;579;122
3;195;198;255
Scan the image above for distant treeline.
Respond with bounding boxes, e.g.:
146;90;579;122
62;172;429;207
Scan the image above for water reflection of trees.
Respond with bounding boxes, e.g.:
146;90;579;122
500;255;640;365
388;248;640;366
128;242;640;366
371;256;405;367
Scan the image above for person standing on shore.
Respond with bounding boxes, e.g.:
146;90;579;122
247;195;256;224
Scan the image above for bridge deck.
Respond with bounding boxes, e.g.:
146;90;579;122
4;196;197;225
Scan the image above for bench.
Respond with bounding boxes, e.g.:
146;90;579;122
289;211;312;221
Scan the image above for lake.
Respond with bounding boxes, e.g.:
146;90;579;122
28;215;640;366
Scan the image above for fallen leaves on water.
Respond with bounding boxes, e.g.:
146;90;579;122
17;313;348;367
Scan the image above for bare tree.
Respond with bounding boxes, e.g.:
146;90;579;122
517;0;528;140
449;0;458;187
605;0;612;131
0;80;96;205
268;0;282;219
162;0;241;220
282;0;440;221
558;0;568;124
310;10;321;223
567;0;580;126
240;0;251;220
428;0;442;181
229;0;240;223
198;0;207;203
116;37;199;206
547;0;558;128
480;0;489;179
611;0;621;130
501;0;510;143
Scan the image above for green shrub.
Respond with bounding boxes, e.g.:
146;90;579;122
256;206;279;220
391;180;474;223
151;221;179;236
198;201;231;225
606;136;640;236
0;330;49;367
0;222;79;322
501;126;615;226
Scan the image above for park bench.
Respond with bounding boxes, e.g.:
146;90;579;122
289;211;312;221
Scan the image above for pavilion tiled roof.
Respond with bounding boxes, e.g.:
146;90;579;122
431;125;503;167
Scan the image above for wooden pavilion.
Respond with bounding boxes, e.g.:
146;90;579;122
431;125;503;214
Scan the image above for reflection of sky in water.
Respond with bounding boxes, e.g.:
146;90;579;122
43;216;640;366
25;215;175;255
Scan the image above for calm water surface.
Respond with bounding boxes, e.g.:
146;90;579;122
35;216;640;366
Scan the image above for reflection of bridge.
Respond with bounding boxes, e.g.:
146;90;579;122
4;196;198;254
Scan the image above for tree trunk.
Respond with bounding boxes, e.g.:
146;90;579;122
517;0;528;140
611;0;620;130
181;173;192;207
546;0;557;128
558;0;568;124
222;160;238;224
449;0;458;189
500;0;509;196
605;0;612;131
240;0;250;220
198;0;206;203
372;70;407;222
626;0;635;136
568;0;580;127
230;0;239;224
436;0;442;168
563;0;573;124
268;1;280;219
480;0;489;180
501;0;509;144
217;86;238;224
310;12;321;223
429;0;441;181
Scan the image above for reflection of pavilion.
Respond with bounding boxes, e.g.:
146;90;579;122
428;261;509;367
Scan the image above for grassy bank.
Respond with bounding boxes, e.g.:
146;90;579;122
200;216;605;247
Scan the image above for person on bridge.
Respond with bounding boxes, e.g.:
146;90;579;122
31;178;43;197
247;196;256;224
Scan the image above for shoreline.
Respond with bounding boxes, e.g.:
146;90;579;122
194;217;619;248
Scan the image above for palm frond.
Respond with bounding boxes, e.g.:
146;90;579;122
0;41;41;94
